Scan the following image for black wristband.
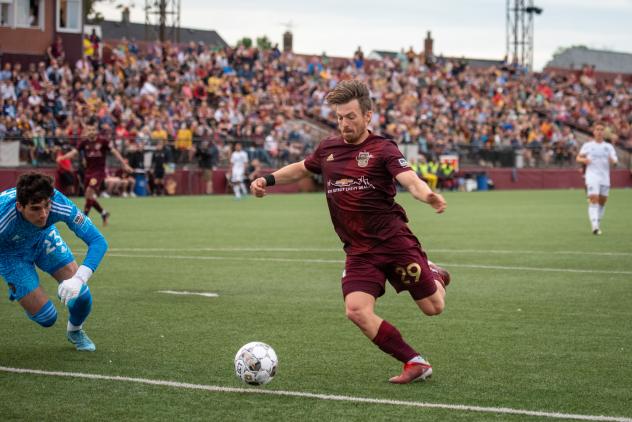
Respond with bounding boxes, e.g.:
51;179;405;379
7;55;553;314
264;174;276;187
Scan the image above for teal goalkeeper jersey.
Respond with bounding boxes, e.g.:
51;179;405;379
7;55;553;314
0;188;108;271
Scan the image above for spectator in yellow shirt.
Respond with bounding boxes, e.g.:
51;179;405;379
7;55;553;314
83;36;94;58
175;123;193;163
151;123;168;144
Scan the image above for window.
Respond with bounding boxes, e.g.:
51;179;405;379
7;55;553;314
14;0;43;28
0;0;13;26
57;0;81;32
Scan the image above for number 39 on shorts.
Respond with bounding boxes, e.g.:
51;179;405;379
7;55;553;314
394;263;422;285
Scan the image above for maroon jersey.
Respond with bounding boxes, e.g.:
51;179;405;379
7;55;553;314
304;133;414;254
78;136;111;175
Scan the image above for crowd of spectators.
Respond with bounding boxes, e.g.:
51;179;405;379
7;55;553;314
0;35;630;176
307;56;631;167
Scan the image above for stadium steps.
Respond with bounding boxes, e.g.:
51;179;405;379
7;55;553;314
286;119;335;141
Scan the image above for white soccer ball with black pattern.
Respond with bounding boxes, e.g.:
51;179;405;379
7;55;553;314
234;342;278;385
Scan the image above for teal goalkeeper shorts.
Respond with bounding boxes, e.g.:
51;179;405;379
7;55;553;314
0;226;75;301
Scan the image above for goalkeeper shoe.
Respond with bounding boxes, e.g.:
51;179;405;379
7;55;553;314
388;360;433;384
67;329;96;352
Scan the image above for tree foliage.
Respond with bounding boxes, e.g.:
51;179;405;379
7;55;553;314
237;37;253;48
84;0;105;23
256;36;272;51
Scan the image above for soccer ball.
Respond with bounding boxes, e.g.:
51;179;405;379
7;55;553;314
234;342;278;385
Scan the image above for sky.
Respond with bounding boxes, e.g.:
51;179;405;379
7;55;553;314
96;0;632;70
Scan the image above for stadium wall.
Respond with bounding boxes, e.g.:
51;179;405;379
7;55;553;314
465;168;632;190
0;168;318;195
0;168;629;195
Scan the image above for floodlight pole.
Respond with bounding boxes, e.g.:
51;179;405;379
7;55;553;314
506;0;542;71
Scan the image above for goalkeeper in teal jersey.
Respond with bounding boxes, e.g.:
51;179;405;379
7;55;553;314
0;172;108;351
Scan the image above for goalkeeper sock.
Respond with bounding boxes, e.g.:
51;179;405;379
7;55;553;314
67;284;92;329
27;300;57;328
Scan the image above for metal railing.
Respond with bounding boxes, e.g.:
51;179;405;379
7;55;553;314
2;135;628;170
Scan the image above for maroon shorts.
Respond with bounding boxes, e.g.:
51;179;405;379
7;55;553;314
341;235;438;301
84;172;105;193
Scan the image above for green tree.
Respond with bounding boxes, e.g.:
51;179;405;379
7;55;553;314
84;0;134;24
237;37;253;48
256;36;272;51
83;0;105;23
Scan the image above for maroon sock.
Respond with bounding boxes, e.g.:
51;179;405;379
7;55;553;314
372;320;419;363
92;199;104;214
84;199;93;215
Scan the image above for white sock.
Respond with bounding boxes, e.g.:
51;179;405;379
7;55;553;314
234;184;242;198
239;183;247;196
588;203;599;230
598;205;605;223
407;355;427;364
67;321;82;332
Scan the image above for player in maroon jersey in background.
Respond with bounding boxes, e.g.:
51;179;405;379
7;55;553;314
66;122;132;226
251;80;450;384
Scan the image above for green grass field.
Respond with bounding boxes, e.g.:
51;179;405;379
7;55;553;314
1;189;631;421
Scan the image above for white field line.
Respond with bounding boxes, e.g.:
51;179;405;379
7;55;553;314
106;253;343;264
434;249;632;257
102;253;632;276
0;367;629;422
157;290;218;298
75;247;632;257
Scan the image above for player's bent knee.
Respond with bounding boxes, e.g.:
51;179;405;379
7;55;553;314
27;299;57;327
345;306;370;326
345;307;361;323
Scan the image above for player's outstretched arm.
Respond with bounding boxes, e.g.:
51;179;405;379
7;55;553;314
396;170;446;213
54;191;109;271
53;191;109;304
250;160;312;198
58;218;107;305
111;147;134;173
57;148;78;162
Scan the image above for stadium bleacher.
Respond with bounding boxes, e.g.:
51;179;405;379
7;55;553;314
0;38;630;192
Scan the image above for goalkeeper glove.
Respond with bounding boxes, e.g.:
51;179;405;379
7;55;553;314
58;265;93;306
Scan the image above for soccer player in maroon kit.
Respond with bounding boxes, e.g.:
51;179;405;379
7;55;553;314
67;123;131;225
251;80;450;384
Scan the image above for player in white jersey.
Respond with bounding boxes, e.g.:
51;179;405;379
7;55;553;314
576;123;618;235
230;143;249;199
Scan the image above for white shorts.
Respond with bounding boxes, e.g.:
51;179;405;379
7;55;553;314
586;183;610;197
231;170;245;183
